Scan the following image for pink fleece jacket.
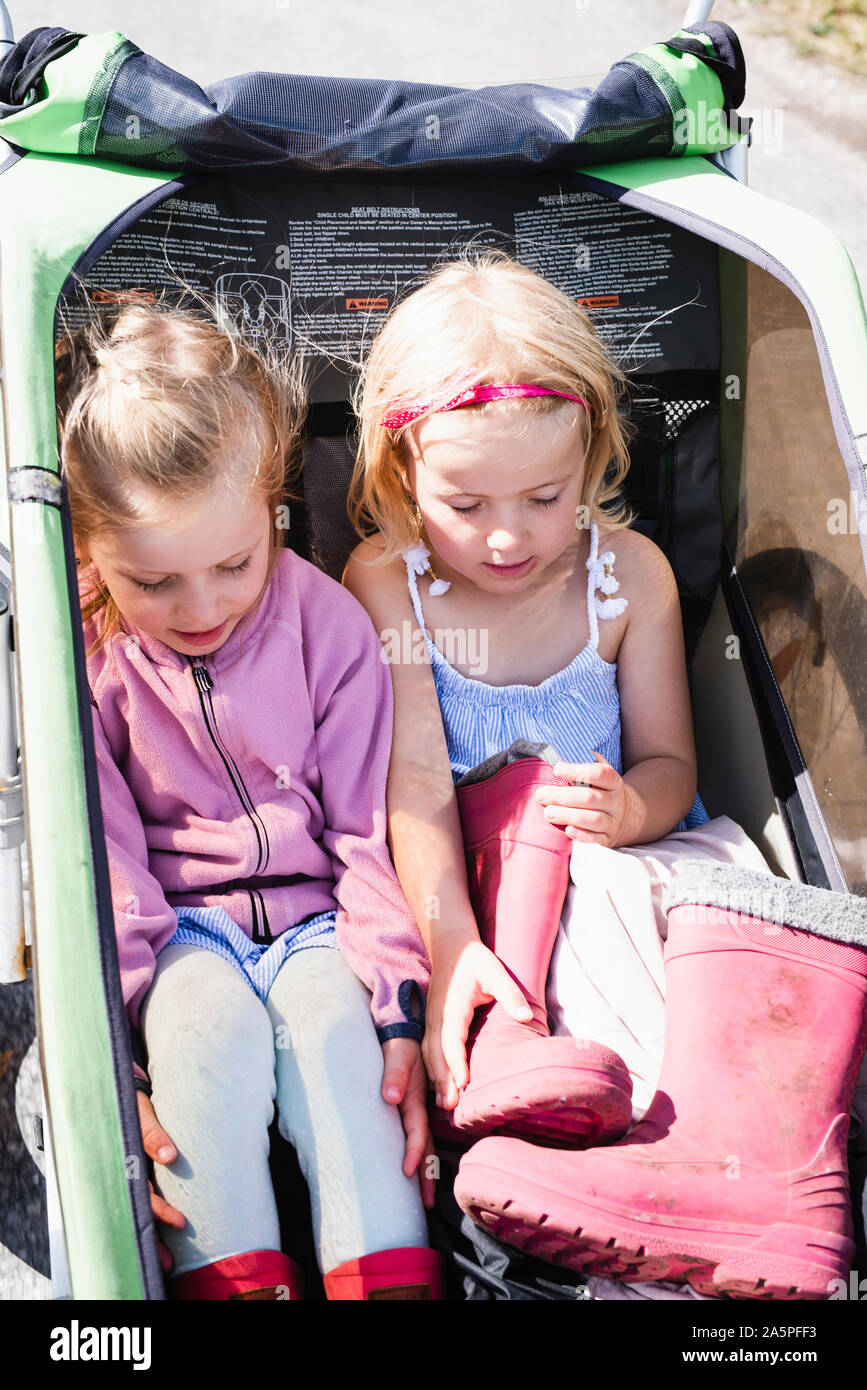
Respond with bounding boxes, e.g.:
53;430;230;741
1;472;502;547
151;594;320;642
83;546;430;1047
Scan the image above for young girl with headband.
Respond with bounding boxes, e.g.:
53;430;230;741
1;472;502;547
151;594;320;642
57;302;443;1301
347;249;770;1122
344;251;785;1289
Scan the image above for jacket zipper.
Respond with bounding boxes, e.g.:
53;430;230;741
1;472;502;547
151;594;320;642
248;888;272;945
188;657;271;876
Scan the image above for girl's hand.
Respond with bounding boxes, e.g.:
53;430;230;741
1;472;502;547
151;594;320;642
136;1090;186;1273
423;939;533;1110
535;752;639;848
381;1038;437;1208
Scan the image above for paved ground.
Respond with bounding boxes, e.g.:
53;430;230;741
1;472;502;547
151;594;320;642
1;0;865;1299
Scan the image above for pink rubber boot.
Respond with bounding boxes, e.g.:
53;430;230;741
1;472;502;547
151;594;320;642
323;1247;444;1300
170;1249;304;1300
454;863;867;1299
450;754;632;1145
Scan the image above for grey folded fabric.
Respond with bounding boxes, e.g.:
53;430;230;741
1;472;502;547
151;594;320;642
456;738;565;788
665;860;867;949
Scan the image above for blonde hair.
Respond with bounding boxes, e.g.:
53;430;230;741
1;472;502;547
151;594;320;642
56;298;306;656
349;249;635;562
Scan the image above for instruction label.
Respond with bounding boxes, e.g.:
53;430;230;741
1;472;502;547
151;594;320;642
61;174;718;402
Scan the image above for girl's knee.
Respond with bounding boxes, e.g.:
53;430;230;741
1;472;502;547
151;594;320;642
267;946;374;1040
269;951;386;1108
142;945;273;1073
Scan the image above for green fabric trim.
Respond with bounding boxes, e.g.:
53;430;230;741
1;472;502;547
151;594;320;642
627;51;686;140
627;32;738;158
79;37;141;157
0;32;131;155
0;153;174;1297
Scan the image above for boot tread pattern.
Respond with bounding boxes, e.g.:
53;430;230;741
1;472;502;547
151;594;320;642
461;1196;849;1301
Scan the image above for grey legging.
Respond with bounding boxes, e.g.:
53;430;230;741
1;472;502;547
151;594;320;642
141;942;429;1276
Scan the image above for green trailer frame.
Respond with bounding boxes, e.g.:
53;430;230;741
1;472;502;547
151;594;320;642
1;16;866;1301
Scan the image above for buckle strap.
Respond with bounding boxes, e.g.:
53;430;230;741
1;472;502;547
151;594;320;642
8;467;62;507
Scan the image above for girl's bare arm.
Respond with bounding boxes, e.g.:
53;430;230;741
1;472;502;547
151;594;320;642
615;531;698;842
343;541;479;956
343;541;530;1103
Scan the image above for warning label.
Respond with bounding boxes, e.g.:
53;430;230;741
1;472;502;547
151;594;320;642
63;174;718;402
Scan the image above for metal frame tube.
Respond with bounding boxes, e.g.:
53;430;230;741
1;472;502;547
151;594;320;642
681;2;748;186
0;3;13;56
683;1;715;24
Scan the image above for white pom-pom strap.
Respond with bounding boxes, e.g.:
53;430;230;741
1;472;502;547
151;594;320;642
401;541;451;595
595;595;628;619
586;545;628;628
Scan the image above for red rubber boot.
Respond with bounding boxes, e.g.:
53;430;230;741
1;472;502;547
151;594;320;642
170;1249;304;1300
323;1247;444;1300
455;863;867;1299
450;755;632;1145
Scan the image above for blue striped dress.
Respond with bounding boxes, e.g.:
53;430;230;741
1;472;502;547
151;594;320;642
169;906;338;1004
403;521;709;833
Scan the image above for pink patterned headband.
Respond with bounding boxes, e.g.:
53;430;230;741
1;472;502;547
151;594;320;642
381;382;592;430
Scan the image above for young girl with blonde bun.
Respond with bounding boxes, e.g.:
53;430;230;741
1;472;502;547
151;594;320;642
57;302;443;1301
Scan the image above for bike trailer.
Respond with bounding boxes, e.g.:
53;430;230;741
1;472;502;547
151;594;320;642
0;7;865;1299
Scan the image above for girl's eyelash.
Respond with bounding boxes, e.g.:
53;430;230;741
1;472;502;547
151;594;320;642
135;555;252;593
449;495;561;514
